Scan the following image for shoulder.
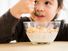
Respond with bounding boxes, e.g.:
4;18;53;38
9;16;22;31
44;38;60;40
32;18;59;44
61;20;68;30
55;20;68;41
63;23;68;33
59;20;68;35
59;20;68;30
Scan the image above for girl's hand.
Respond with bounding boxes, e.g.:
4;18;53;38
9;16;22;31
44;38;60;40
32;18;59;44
10;0;35;19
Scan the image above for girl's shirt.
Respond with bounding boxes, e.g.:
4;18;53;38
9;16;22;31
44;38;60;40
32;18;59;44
15;17;68;42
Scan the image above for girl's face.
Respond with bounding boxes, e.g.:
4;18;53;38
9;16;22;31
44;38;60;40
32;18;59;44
31;0;60;22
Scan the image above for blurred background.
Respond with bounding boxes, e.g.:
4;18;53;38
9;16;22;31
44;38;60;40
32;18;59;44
0;0;68;22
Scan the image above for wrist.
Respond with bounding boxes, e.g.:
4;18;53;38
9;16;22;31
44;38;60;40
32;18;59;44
10;5;22;19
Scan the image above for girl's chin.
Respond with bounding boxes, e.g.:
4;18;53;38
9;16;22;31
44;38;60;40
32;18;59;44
34;19;49;23
35;18;48;22
36;16;45;19
34;18;51;23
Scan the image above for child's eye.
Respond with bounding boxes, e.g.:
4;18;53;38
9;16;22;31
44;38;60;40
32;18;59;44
34;0;37;3
34;0;39;4
45;1;50;5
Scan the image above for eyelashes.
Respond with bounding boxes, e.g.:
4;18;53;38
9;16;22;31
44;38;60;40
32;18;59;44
34;0;51;5
45;1;49;5
34;0;37;3
34;0;38;4
45;1;51;5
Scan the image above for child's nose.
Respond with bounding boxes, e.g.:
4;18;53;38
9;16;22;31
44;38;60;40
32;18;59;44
36;4;45;11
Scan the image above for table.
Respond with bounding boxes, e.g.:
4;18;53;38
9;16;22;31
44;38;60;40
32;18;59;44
0;41;68;51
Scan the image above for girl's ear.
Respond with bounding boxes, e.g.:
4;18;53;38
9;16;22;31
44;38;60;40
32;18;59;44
57;5;63;16
57;9;62;16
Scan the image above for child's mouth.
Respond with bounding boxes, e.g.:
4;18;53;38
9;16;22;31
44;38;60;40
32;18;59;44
34;12;45;18
36;15;45;18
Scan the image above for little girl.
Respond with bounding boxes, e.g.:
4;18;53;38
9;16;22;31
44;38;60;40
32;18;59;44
14;0;68;42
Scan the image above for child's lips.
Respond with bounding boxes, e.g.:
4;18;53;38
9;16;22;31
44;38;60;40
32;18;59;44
34;12;45;18
36;15;45;18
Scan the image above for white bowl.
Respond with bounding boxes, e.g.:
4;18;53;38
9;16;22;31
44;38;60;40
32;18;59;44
23;21;60;44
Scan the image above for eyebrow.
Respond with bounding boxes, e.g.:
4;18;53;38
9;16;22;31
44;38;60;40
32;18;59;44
48;0;54;2
47;0;54;1
49;0;54;1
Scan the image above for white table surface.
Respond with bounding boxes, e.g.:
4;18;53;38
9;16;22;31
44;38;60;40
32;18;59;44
0;41;68;51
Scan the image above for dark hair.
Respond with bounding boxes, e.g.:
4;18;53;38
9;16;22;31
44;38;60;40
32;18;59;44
52;0;63;21
57;0;63;8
